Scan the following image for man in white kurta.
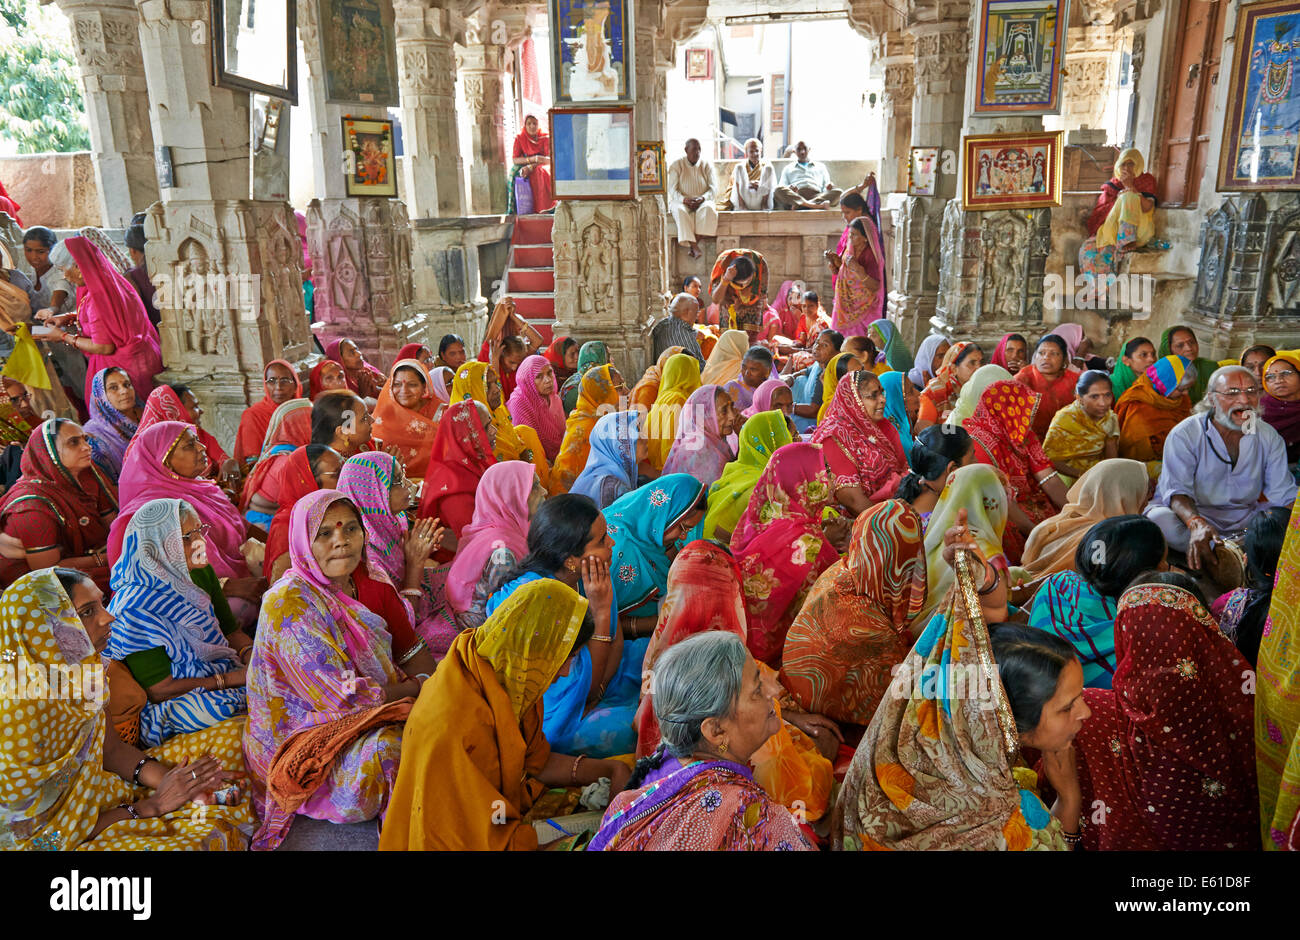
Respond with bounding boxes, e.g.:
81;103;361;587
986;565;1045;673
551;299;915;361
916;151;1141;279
667;138;717;258
727;138;775;211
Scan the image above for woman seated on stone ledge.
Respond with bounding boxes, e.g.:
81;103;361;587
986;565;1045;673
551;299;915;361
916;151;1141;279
1077;148;1158;307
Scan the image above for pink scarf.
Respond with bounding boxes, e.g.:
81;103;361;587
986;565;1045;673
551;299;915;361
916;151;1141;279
506;354;567;459
108;421;248;577
445;461;535;613
743;378;789;418
66;236;163;404
662;384;734;485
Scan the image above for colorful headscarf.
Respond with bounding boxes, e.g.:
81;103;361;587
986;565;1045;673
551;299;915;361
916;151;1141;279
553;364;620;492
396;342;431;364
817;351;853;423
920;341;973;422
920;463;1009;621
662;384;734;485
308;359;347;401
542;335;576;380
880;370;915;459
1158;327;1217;402
451;360;526;463
1147;353;1191;397
371;358;440;475
235;358;302;464
868;318;914;374
263;445;322;572
949;364;1014;426
570;410;640;508
1027;570;1119;689
702;410;792;540
560;340;610;412
336;452;410;586
134;384;232;468
446;461;535;614
700;330;750;386
236;397;312;511
506;354;567;459
811;370;906;496
630;346;682;413
1262;352;1300;459
646;354;703;471
708;248;769;332
603;474;706;616
416;400;497;532
990;333;1026;373
742;378;789;419
83;367;140;478
770;279;801;337
325;338;385;398
907;333;946;388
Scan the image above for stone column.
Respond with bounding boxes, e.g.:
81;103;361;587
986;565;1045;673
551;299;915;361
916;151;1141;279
134;0;312;452
1060;22;1115;135
393;0;467;218
298;0;427;364
878;31;915;196
58;0;160;227
459;3;531;215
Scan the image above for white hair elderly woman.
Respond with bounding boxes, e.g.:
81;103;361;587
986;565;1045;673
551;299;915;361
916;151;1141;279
588;631;812;851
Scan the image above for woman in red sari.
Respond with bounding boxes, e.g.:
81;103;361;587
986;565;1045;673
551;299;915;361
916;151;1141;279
730;442;840;667
511;115;554;213
308;359;348;400
1015;334;1081;441
134;384;231;474
964;380;1068;563
233;359;302;468
326;338;385;400
263;444;343;581
811;369;907;516
417;400;497;538
1073;580;1258;851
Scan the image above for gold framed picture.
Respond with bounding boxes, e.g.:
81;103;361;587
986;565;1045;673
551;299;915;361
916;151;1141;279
961;131;1063;210
341;116;397;197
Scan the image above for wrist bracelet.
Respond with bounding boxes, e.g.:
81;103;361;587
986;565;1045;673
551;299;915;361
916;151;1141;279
119;801;142;820
214;672;226;691
977;561;1001;596
590;632;613;644
570;754;585;784
131;756;154;786
399;588;422;599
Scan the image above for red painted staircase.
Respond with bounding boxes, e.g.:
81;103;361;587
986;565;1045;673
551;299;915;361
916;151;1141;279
505;214;556;346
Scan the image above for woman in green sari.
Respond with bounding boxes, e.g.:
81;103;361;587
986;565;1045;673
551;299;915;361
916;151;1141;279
560;341;610;414
701;410;793;543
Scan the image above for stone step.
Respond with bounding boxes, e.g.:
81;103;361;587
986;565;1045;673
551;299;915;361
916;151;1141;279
513;214;555;246
511;292;555;318
508;267;554;293
513;244;554;268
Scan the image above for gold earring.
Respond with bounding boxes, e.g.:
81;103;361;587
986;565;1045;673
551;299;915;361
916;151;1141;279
718;742;728;754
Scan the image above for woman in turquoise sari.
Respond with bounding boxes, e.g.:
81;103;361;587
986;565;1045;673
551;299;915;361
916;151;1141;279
880;370;917;459
702;410;792;543
485;493;638;757
560;341;610;414
1026;514;1166;688
868;318;914;375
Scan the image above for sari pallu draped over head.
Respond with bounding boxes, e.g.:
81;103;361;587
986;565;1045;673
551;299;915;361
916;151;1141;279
918;341;972;425
646;354;702;472
0;570;251;851
263;445;321;573
1157;327;1218;404
603;474;706;617
83;367;139;478
446;460;535;614
833;550;1065;851
371;358;440;476
336;451;410;586
963;380;1056;537
553;363;621;492
507;354;567;460
1258;502;1300;850
244;489;405;852
949;363;1014;427
417;399;497;537
325;338;385;399
990;333;1024;372
1041;398;1119;476
781;500;928;726
661;384;734;484
560;341;610;413
236;398;312;512
570;410;640;509
880;370;915;459
1115;355;1193;467
1015;360;1082;442
135;384;232;468
1073;584;1258;851
699;330;750;387
630;346;681;414
742;378;788;419
308;359;347;401
921;463;1010;623
64;235;164;405
709;248;769;333
703;410;792;540
109;421;248;578
1027;570;1120;690
234;359;302;464
868;318;913;374
907;333;946;389
451;359;550;486
379;579;585;851
730;443;838;667
1262;352;1300;465
811;371;907;501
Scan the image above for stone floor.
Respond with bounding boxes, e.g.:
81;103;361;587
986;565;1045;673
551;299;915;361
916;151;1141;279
275;817;381;851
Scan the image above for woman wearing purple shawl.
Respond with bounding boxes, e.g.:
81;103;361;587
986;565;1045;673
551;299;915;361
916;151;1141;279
662;385;739;486
83;366;142;479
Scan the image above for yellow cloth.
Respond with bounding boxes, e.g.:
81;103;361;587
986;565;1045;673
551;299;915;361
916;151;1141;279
379;579;584;851
1258;503;1300;849
920;464;1009;623
451;360;551;489
818;352;852;423
630;346;681;414
1041;399;1119;475
700;329;750;386
0;569;251;850
1097;148;1154;250
552;364;620;492
1;324;51;390
646;354;701;471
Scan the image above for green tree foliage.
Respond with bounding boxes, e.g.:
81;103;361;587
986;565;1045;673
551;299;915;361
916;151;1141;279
0;0;91;153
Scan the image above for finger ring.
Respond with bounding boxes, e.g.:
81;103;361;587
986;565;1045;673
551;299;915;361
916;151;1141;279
190;770;197;780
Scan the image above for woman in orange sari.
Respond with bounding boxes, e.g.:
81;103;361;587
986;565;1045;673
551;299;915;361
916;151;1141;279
916;341;983;430
450;360;551;490
630;346;682;414
371;358;440;478
551;364;623;493
1015;335;1082;442
1115;354;1195;477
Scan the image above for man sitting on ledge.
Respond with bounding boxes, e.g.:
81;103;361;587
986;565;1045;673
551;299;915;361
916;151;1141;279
1144;364;1297;585
722;138;775;211
775;141;842;210
668;138;717;259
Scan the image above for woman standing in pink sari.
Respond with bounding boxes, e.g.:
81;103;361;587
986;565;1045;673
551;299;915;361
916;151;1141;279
43;236;163;404
829;217;885;338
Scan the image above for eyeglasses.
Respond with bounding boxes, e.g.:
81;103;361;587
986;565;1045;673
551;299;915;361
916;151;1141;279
182;523;212;542
1265;369;1298;383
266;377;297;387
1216;385;1262;398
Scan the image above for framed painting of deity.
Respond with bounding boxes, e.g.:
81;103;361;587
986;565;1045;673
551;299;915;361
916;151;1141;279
1219;0;1300;191
342;116;398;197
685;48;713;80
908;146;940;196
210;0;298;103
636;141;666;194
973;0;1068;114
961;131;1063;210
317;0;400;105
550;107;635;199
550;0;634;104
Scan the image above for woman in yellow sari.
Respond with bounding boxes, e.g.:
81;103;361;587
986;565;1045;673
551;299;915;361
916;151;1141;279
0;568;251;850
1258;502;1300;850
630;346;682;414
551;364;624;493
451;360;551;490
379;578;631;850
1041;370;1119;484
817;351;863;422
700;329;750;387
646;354;702;472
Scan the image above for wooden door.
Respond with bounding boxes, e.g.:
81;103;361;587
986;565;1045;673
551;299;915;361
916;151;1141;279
1156;0;1225;206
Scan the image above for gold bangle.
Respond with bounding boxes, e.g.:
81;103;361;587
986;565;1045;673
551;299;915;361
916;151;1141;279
214;672;226;691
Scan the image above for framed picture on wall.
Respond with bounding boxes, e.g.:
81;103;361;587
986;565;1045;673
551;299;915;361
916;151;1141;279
317;0;400;105
685;48;713;80
210;0;298;102
550;107;634;199
636;141;666;194
961;131;1063;210
342;116;398;197
550;0;634;104
1219;0;1300;191
908;146;940;196
973;0;1068;114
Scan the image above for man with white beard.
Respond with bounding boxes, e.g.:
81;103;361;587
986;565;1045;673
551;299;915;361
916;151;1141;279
1145;364;1297;583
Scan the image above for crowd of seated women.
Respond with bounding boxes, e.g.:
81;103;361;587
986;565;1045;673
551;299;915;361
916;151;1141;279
2;278;1298;852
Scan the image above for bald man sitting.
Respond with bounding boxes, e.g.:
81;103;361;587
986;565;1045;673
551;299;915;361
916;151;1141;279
724;138;775;211
667;138;717;259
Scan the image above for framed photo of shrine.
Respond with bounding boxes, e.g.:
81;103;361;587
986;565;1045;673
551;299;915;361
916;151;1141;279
1218;0;1300;191
908;146;940;196
973;0;1068;114
317;0;400;105
636;141;666;194
550;107;635;200
550;0;635;104
961;131;1063;210
210;0;298;103
341;116;398;197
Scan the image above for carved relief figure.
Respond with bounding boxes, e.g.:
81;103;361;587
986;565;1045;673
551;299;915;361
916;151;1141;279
984;226;1023;318
578;223;614;319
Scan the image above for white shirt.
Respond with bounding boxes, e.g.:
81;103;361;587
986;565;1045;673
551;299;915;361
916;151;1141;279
731;161;775;210
667;156;715;209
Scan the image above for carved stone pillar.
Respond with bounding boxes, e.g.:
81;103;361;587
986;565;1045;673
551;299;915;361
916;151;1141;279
459;4;531;215
135;0;311;451
1061;22;1114;134
394;0;467;218
57;0;160;227
879;31;915;195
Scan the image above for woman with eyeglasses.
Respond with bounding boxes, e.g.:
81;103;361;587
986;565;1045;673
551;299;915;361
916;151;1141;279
1263;352;1300;478
105;498;252;746
233;360;303;470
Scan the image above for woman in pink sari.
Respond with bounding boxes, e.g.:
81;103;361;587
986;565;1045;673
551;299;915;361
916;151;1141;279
829;217;885;338
730;442;839;667
770;280;803;338
661;384;738;486
506;354;567;460
43;236;163;404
